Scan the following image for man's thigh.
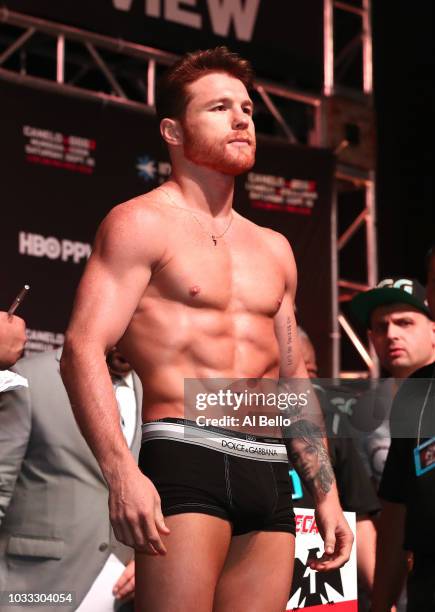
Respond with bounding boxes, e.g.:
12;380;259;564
135;513;232;612
213;531;295;612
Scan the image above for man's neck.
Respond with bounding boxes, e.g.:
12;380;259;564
169;166;235;217
390;354;435;380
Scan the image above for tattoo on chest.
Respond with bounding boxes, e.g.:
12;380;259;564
286;317;292;367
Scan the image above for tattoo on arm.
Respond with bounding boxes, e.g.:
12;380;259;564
284;419;335;496
313;442;335;495
280;316;334;495
286;316;292;367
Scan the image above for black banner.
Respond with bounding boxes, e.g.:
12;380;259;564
0;80;334;372
2;0;324;88
235;140;335;376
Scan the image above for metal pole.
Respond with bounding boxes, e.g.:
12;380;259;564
330;187;340;378
310;103;323;148
0;27;34;66
334;1;364;17
365;172;379;377
255;85;298;143
366;176;377;288
337;208;368;250
0;67;155;115
324;0;334;96
0;8;177;66
338;314;374;369
0;9;323;110
147;59;155;107
362;0;373;93
56;34;65;84
85;42;127;99
338;280;371;292
256;79;321;107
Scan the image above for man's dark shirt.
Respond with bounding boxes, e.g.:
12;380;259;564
379;361;435;553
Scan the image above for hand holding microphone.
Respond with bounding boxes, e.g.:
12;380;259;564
0;285;30;369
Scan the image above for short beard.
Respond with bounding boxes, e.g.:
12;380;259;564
182;124;256;176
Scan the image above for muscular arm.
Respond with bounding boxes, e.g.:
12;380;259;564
61;204;152;473
272;233;353;568
273;236;333;497
61;200;169;553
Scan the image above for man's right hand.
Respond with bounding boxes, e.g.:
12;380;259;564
109;468;170;554
0;312;26;369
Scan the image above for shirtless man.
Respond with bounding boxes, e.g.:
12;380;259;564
61;47;352;612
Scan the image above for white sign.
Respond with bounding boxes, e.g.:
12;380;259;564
112;0;261;42
287;508;357;611
19;232;91;264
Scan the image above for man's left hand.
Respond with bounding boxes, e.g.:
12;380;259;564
113;560;135;600
311;502;354;571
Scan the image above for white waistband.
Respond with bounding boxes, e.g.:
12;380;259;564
141;421;288;463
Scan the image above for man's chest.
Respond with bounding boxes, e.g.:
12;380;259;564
151;237;285;315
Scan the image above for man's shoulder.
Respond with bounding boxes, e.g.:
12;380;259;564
395;361;435;400
389;362;435;438
95;191;171;261
410;361;435;379
103;191;169;230
237;214;293;254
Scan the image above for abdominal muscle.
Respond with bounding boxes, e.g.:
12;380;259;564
118;300;281;423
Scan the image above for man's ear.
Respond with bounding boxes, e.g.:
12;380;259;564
160;118;183;146
430;321;435;347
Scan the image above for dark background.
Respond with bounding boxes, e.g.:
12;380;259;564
2;1;432;280
0;79;336;372
373;2;434;283
0;1;433;375
1;0;324;89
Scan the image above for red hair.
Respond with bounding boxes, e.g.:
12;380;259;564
156;46;254;123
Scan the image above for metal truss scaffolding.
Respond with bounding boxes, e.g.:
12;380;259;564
324;0;377;378
0;1;376;377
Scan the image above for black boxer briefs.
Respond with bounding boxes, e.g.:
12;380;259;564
139;419;296;536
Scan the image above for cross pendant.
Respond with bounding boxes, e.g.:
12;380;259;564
212;235;217;246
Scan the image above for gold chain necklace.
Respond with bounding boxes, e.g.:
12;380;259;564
160;187;233;246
